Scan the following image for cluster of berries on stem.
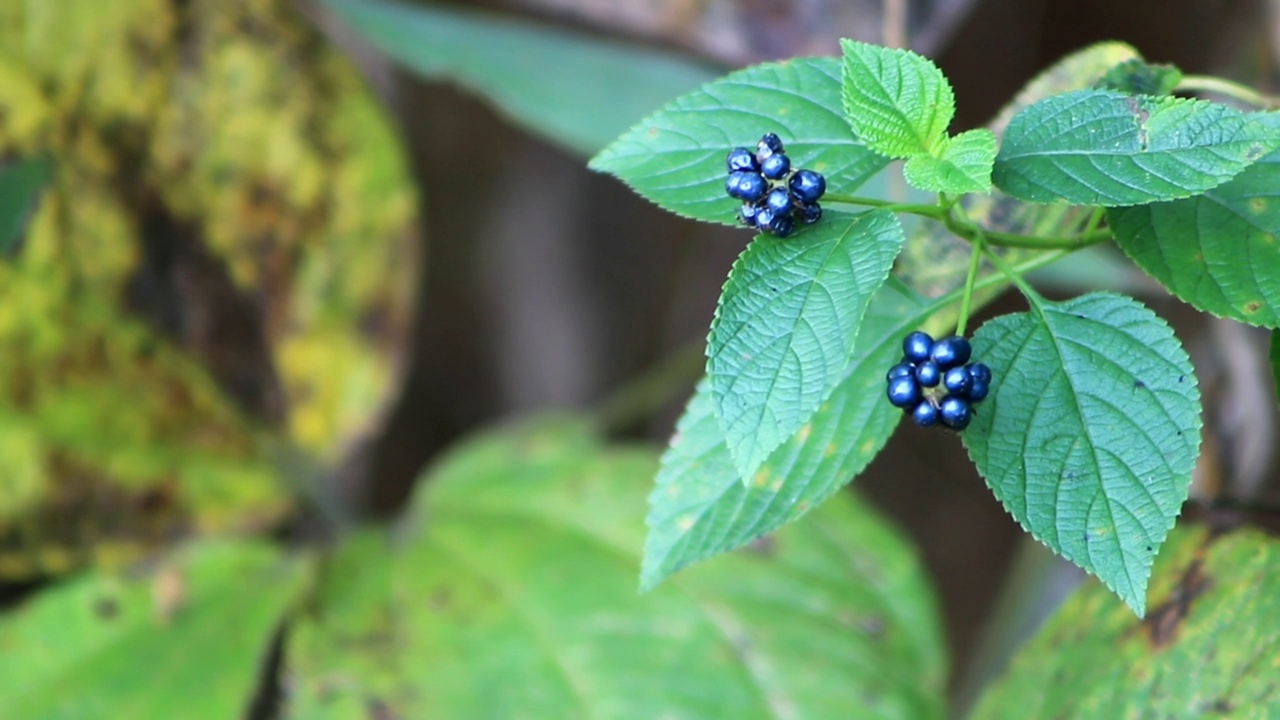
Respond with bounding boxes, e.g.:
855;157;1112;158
724;133;826;238
886;332;990;430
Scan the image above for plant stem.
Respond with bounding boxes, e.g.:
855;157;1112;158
981;227;1112;250
982;244;1044;307
594;339;707;435
823;192;947;218
1178;75;1277;109
956;233;984;337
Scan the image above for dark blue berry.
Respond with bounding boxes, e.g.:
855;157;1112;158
968;378;989;403
727;172;766;202
765;187;793;217
789;169;827;203
761;153;791;180
886;362;913;381
968;363;992;384
939;396;972;430
914;360;941;388
726;147;758;173
887;376;921;409
943;366;972;395
912;401;939;427
739;203;761;226
931;336;972;370
800;202;822;224
757;132;785;158
770;214;795;238
754;207;776;233
902;331;933;363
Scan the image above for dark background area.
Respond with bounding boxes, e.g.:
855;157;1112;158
322;0;1280;698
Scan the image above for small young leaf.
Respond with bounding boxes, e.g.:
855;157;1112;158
708;209;905;481
903;128;996;194
322;0;718;156
963;293;1202;616
993;90;1279;206
1094;58;1182;96
646;278;924;588
0;156;52;256
1108;113;1280;328
591;58;889;225
972;525;1280;719
839;39;956;158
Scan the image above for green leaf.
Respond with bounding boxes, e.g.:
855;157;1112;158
1094;58;1183;96
0;540;306;719
287;420;947;719
1108;113;1280;328
973;524;1280;718
590;58;890;225
646;277;925;587
839;39;955;157
963;293;1202;616
0;156;52;256
903;128;996;194
993;90;1279;206
708;209;905;481
321;0;719;156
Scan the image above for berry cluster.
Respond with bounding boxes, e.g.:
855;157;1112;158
724;133;826;238
885;332;991;430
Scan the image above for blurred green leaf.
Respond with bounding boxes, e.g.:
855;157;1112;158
1108;113;1280;328
1272;330;1280;407
0;540;307;719
287;419;946;719
590;57;889;225
322;0;719;156
973;524;1280;718
993;90;1278;206
708;209;904;482
0;156;51;256
1094;58;1183;96
964;293;1202;616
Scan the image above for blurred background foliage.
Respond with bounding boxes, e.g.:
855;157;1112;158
1;0;1279;717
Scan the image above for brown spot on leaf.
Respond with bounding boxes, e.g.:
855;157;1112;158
366;698;399;720
1143;539;1214;648
1244;301;1262;314
93;596;119;620
746;535;775;555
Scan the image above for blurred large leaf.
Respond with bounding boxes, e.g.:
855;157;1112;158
964;293;1202;616
1108;113;1280;328
0;156;51;255
590;57;889;225
1272;330;1280;407
708;209;904;482
287;420;946;719
322;0;719;156
0;540;306;719
973;523;1280;718
0;0;419;576
993;90;1278;206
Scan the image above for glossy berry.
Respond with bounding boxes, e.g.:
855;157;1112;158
931;336;972;370
757;132;785;158
739;203;761;226
770;214;795;238
887;376;922;409
912;401;939;427
789;169;827;203
886;362;913;381
914;360;941;388
754;207;777;233
943;366;972;395
729;172;766;202
968;363;992;384
726;147;758;173
800;202;822;224
765;187;793;216
968;377;990;403
761;153;791;180
939;396;972;430
902;331;933;363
